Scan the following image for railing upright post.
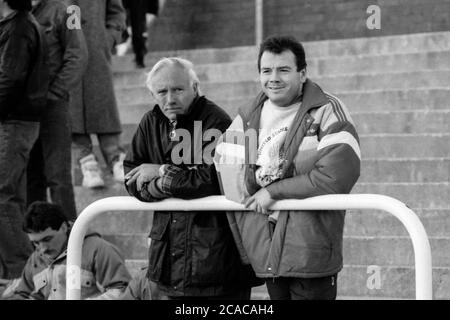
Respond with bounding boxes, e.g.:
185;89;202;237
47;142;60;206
255;0;263;45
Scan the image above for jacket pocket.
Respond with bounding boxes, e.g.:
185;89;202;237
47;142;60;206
148;214;170;282
191;227;228;285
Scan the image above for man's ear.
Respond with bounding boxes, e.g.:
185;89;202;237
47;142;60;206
300;68;307;82
192;82;199;95
60;222;68;234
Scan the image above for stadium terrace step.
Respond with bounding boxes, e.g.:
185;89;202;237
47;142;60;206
113;70;450;94
344;209;450;237
352;110;450;134
360;158;450;183
343;236;450;266
359;133;450;158
352;182;449;209
337;265;450;299
113;50;450;87
112;31;450;72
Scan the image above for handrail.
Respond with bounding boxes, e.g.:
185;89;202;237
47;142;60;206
66;194;432;300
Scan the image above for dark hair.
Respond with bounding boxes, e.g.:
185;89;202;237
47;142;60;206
257;35;307;72
23;201;68;233
4;0;32;11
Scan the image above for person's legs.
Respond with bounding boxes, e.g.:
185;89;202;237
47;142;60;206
128;0;147;68
30;101;77;220
26;138;47;205
289;275;337;300
265;277;292;300
72;133;105;188
97;133;126;182
0;120;39;279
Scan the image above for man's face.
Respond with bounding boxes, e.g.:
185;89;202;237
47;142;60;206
27;223;68;260
259;50;306;107
150;65;197;121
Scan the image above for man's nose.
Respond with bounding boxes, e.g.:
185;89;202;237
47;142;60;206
269;70;280;82
167;90;176;103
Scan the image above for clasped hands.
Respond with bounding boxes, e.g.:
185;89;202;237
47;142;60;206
243;187;275;215
125;164;162;191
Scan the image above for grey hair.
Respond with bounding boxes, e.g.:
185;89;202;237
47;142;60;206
146;57;201;95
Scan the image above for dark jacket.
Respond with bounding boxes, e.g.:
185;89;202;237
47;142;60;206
221;80;361;278
32;0;88;102
0;11;48;121
124;96;262;296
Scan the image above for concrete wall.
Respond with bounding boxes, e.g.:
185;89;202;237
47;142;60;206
147;0;450;51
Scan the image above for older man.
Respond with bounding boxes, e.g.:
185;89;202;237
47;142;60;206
123;57;262;299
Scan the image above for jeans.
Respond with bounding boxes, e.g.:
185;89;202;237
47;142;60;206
72;133;125;169
0;120;39;279
265;275;337;300
27;99;77;221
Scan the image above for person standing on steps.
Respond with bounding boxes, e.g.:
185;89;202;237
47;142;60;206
27;0;88;221
69;0;127;189
0;0;49;282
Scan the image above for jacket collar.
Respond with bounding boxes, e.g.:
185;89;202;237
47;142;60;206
0;10;18;24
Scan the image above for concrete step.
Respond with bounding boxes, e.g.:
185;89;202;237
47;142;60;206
112;31;450;72
113;68;450;92
359;133;450;158
344;209;450;237
360;158;450;183
122;264;449;299
113;50;450;86
337;265;450;300
116;88;450;118
352;110;450;134
109;232;450;266
343;236;450;266
352;182;449;209
115;72;450;108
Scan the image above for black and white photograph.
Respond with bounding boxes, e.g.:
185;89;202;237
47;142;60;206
0;0;449;315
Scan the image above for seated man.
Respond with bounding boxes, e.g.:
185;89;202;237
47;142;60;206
3;201;131;300
124;57;262;299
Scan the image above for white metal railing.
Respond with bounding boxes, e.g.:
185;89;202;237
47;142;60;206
255;0;263;45
66;194;433;300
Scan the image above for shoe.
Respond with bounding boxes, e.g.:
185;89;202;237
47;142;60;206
80;154;105;188
112;152;126;183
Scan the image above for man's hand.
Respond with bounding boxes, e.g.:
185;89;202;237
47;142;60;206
125;164;161;191
244;188;275;214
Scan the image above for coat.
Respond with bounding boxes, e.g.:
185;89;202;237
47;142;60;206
32;0;88;103
124;96;263;297
68;0;126;134
10;229;131;300
216;79;361;278
0;11;48;121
